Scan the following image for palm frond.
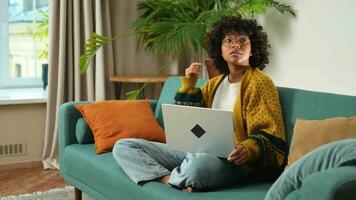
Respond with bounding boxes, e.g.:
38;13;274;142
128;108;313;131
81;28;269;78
133;0;218;56
79;33;109;74
141;21;205;56
243;0;269;14
38;43;49;59
79;32;136;74
125;90;142;100
266;0;297;17
33;10;48;40
33;10;49;59
132;0;298;57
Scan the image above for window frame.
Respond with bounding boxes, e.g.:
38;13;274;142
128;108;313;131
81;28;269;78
0;0;43;89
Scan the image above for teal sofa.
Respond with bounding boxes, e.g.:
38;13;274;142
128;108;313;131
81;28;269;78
59;76;356;200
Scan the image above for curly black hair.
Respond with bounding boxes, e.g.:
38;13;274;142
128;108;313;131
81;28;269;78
205;15;270;73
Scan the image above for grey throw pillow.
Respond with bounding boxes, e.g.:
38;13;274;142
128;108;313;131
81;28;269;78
265;138;356;200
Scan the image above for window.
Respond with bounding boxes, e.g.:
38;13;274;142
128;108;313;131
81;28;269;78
0;0;48;88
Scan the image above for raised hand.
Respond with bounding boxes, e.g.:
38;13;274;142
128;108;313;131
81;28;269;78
185;63;202;78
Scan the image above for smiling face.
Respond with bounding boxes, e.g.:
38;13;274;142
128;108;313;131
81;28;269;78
221;32;251;68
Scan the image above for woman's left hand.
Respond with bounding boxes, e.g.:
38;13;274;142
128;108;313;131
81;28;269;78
227;144;249;165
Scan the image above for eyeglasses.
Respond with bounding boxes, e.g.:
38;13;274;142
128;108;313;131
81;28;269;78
222;35;250;47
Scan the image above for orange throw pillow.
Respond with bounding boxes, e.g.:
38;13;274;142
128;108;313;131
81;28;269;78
75;100;165;154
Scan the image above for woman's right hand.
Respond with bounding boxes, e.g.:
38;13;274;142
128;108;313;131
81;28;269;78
185;63;202;78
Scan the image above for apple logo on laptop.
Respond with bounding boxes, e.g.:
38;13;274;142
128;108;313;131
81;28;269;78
190;124;206;138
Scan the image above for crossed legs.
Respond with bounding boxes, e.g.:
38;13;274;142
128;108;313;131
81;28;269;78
113;138;249;191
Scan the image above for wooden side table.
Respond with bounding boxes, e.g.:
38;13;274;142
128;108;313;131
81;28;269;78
109;74;170;99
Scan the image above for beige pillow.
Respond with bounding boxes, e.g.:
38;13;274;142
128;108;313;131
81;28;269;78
288;116;356;167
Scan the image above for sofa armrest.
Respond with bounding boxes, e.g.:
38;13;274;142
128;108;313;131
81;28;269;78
287;166;356;200
59;101;92;175
59;101;92;148
149;100;158;112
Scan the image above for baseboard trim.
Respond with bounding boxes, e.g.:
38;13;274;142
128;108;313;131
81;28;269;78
0;161;42;172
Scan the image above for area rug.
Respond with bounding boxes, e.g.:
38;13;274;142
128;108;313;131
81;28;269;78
0;186;94;200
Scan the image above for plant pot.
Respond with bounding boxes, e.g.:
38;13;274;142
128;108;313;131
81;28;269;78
42;63;48;90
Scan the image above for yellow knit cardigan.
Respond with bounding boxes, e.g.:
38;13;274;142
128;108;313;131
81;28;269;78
175;66;287;169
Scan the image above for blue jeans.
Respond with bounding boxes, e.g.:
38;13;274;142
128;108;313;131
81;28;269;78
113;138;250;189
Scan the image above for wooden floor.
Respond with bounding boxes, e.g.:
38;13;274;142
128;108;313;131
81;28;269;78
0;165;67;197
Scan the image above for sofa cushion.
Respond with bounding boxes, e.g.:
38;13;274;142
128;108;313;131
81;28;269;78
75;118;94;144
288;116;356;166
63;144;149;200
63;144;273;200
75;100;165;153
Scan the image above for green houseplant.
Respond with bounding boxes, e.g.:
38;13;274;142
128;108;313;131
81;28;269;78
33;10;49;89
33;10;49;60
80;0;296;99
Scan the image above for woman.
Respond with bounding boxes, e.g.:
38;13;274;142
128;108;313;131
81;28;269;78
113;15;287;192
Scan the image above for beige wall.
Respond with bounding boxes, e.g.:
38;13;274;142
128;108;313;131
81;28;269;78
0;103;46;166
263;0;356;96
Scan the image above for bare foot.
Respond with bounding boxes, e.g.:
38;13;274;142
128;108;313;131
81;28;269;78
183;186;199;192
158;175;170;185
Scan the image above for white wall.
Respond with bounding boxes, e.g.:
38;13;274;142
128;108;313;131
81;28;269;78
262;0;356;96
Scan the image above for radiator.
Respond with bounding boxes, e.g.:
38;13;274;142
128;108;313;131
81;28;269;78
0;143;27;157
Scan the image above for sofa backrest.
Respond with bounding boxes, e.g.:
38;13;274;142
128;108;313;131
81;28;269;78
156;76;356;148
278;87;356;146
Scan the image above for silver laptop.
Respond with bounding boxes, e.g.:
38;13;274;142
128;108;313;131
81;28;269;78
162;104;235;158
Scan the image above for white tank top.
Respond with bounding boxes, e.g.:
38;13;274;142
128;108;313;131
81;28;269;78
212;76;240;111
